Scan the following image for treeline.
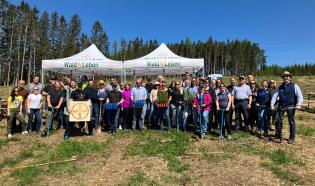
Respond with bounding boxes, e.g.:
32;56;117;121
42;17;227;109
258;63;315;76
2;0;311;86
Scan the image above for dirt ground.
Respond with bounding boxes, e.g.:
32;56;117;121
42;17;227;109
0;110;314;186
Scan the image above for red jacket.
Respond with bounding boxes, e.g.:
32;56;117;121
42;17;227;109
193;92;212;112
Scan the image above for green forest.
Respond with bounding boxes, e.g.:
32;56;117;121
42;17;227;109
0;0;314;85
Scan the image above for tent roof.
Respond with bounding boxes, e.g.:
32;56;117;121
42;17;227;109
124;43;204;75
42;44;122;76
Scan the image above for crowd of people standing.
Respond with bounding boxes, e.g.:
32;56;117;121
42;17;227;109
5;71;303;144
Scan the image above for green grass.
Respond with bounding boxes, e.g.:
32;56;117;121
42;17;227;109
297;125;315;137
9;139;111;185
0;139;9;148
121;170;159;186
125;131;190;173
232;131;251;140
260;162;302;184
10;166;42;186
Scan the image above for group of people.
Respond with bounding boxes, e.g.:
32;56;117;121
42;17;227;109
6;71;303;144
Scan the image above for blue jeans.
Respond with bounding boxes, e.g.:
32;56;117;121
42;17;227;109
149;102;158;128
170;104;182;130
28;109;42;133
275;107;296;139
257;105;269;135
89;103;100;134
141;103;147;127
107;109;120;133
183;104;197;131
198;110;209;134
158;107;171;130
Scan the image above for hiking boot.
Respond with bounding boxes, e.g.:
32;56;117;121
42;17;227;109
263;136;269;141
273;138;282;143
287;138;295;144
227;135;232;140
8;134;12;139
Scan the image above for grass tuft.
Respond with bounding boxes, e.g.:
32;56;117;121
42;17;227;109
260;162;302;184
125;131;190;173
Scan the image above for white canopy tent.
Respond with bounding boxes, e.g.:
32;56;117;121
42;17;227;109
123;43;204;76
41;44;123;82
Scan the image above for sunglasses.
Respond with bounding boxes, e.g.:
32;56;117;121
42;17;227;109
14;90;19;92
34;89;39;90
176;84;180;85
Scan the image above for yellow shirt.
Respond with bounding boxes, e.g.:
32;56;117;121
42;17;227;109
8;96;23;109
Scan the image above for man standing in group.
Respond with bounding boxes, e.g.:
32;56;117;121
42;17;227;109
131;78;147;131
18;80;28;119
227;77;237;129
181;72;191;87
28;76;43;93
271;71;303;144
84;80;100;135
232;75;252;131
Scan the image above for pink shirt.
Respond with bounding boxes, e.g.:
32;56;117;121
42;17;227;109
122;89;132;108
193;92;212;111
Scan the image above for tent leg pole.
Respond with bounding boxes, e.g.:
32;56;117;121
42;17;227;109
41;68;44;85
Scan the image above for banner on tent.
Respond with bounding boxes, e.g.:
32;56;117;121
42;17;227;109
69;100;91;122
145;56;181;67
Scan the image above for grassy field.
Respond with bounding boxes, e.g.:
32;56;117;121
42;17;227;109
0;76;314;185
0;111;314;185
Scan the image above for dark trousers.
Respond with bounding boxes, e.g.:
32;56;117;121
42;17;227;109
132;107;144;130
89;103;100;134
107;109;120;133
122;108;133;129
7;109;26;134
235;99;249;130
28;109;42;134
249;106;258;129
63;115;74;137
275;107;296;140
218;109;231;135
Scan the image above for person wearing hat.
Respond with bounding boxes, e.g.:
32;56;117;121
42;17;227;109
231;75;252;131
193;83;212;138
97;80;107;132
271;71;303;144
149;81;160;129
106;82;123;134
81;75;89;90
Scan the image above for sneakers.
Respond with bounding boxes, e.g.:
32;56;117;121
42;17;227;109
22;131;28;135
218;135;224;140
64;135;69;141
287;138;295;144
8;134;13;139
227;135;232;140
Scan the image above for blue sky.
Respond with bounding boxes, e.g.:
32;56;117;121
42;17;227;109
10;0;315;66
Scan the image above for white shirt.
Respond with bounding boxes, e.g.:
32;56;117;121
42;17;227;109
28;94;42;109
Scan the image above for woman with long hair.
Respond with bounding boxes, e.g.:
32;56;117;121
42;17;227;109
122;83;133;130
27;86;43;134
157;81;172;131
7;87;27;138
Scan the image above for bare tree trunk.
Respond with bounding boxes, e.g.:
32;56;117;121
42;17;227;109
28;44;32;84
16;34;21;85
7;18;15;86
21;24;28;81
33;45;36;76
